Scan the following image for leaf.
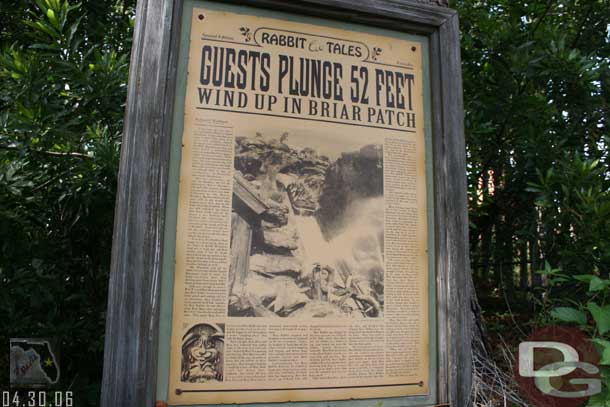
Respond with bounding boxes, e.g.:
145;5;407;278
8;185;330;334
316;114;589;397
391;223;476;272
601;347;610;366
536;261;562;276
590;276;610;292
592;339;610;366
67;16;82;46
550;307;587;325
574;274;596;283
588;302;610;335
585;388;610;407
23;20;59;39
34;0;48;12
591;338;610;349
29;43;61;52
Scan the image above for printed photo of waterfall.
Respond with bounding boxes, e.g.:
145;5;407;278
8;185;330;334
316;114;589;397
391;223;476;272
228;131;384;318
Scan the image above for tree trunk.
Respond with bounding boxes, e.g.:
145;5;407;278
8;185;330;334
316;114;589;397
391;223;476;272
530;237;542;287
519;241;529;290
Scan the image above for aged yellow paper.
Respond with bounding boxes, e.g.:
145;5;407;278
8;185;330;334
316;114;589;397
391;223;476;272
168;4;430;404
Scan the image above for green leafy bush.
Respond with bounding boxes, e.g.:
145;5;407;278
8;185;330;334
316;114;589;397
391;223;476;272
0;0;133;403
531;155;610;405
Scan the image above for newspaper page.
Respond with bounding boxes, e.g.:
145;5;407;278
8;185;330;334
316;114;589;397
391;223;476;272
168;3;430;404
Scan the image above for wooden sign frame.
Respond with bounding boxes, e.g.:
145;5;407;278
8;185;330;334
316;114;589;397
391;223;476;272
101;1;472;406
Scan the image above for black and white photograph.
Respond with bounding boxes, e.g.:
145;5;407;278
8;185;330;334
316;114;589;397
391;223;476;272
228;130;385;318
181;323;225;383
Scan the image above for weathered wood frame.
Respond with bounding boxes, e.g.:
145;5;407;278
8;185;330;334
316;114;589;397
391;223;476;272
101;0;471;406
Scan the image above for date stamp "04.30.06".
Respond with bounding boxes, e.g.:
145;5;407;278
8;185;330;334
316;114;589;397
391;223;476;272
1;391;73;407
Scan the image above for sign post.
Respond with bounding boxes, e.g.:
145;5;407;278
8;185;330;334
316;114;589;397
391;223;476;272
101;1;471;406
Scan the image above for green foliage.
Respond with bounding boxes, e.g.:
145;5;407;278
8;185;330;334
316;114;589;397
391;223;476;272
530;156;610;403
454;0;610;296
0;0;133;403
454;0;609;403
549;306;588;325
528;154;610;278
546;271;610;405
524;147;610;403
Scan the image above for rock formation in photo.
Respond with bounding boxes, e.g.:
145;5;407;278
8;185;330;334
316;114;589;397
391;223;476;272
228;134;384;318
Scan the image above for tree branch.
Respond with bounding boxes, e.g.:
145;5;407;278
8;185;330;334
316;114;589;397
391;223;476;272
571;3;595;49
0;144;92;159
530;0;554;36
